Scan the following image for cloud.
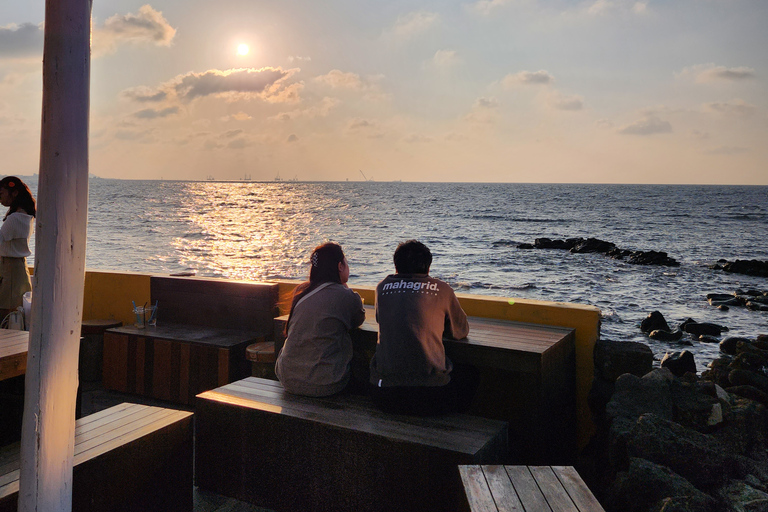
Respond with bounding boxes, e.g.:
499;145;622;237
389;11;439;38
618;115;672;135
0;23;43;59
705;100;757;116
114;128;156;143
121;87;168;103
314;70;365;89
226;138;248;149
94;5;176;56
269;97;340;121
220;129;243;139
432;50;460;69
705;146;749;155
123;67;300;104
221;112;252;122
287;56;311;63
584;0;650;17
132;106;179;119
475;97;500;109
347;118;384;138
503;70;554;87
679;64;757;84
548;92;584;111
469;0;517;16
404;134;433;143
287;134;298;143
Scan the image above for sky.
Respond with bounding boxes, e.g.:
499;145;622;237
1;0;767;184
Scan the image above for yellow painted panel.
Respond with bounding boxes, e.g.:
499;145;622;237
82;270;150;326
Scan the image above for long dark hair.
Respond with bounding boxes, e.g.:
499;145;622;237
285;242;346;334
0;176;36;220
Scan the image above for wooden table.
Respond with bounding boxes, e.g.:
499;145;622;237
0;330;28;382
103;324;261;404
275;307;576;463
459;465;604;511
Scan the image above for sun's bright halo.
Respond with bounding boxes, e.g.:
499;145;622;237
237;44;249;56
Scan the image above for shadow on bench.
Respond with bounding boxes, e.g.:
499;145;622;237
196;377;509;512
0;403;193;512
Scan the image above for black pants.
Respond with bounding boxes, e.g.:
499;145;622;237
370;364;480;416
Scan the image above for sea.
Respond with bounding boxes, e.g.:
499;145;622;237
23;179;768;369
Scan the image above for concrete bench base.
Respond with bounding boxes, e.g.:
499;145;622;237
196;377;509;512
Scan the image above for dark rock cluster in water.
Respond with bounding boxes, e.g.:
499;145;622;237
710;259;768;278
518;237;680;266
582;339;768;512
639;311;730;346
708;290;768;312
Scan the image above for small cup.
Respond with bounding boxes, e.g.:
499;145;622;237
133;307;146;329
146;305;158;327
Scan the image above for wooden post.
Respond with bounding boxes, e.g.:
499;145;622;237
18;0;91;510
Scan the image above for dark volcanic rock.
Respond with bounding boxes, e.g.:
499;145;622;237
534;237;580;250
720;337;741;355
626;250;680;267
594;340;654;382
729;369;768;394
661;351;697;377
726;385;768;407
625;414;738;489
649;329;684;341
680;319;728;337
642;311;671;334
605;458;718;512
570;237;616;254
711;259;768;278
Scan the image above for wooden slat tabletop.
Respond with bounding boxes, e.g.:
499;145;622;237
459;465;605;512
0;330;29;381
279;306;573;355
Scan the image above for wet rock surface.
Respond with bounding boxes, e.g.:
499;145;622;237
518;237;680;266
582;337;768;512
710;260;768;278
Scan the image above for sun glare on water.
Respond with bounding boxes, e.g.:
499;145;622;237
237;44;249;56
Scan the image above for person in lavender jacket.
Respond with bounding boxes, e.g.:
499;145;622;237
276;242;366;397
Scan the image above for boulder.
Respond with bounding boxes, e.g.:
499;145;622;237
698;335;720;344
680;320;728;337
594;339;654;382
726;386;768;407
710;398;768;461
605;458;717;512
716;481;768;512
717;260;768;278
626;250;680;267
642;311;671;334
571;237;616;254
707;293;744;307
729;370;768;394
721;337;741;355
650;329;684;341
534;237;579;250
661;351;697;377
625;414;740;489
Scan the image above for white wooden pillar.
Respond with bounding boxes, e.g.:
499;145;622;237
18;0;91;510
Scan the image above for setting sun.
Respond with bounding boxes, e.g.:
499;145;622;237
236;44;249;56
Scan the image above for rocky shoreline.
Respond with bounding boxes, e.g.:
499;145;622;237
582;332;768;512
518;237;680;266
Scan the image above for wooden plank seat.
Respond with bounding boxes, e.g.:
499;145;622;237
195;377;509;512
103;276;279;404
275;306;577;463
0;402;193;512
459;465;605;512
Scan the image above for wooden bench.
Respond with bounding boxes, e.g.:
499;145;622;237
275;306;576;463
0;402;193;512
103;276;279;404
459;465;604;512
195;377;509;512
